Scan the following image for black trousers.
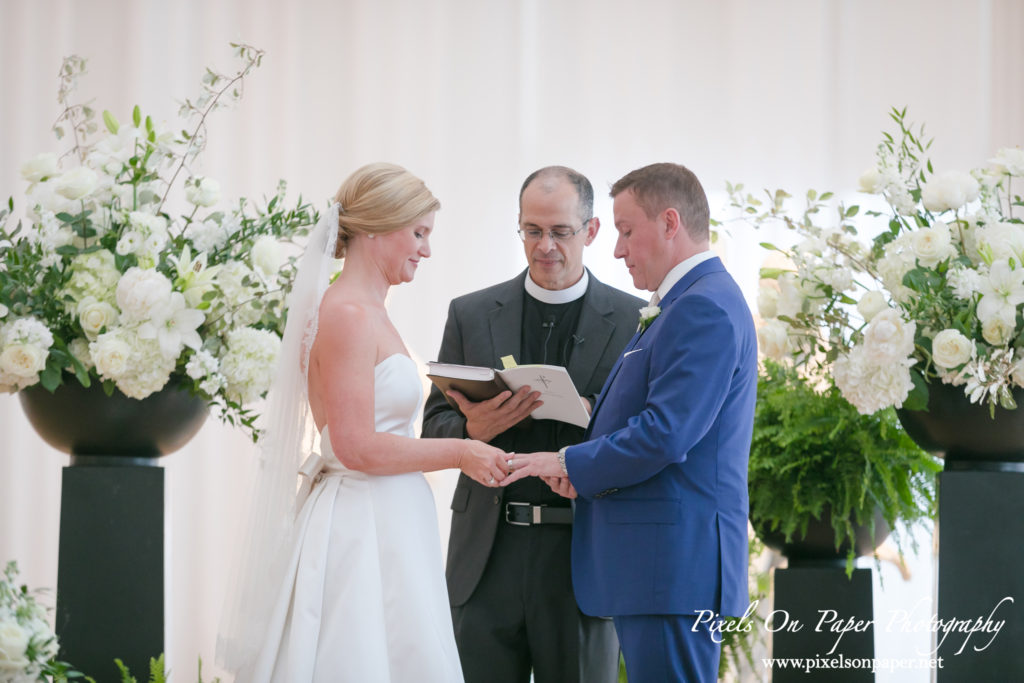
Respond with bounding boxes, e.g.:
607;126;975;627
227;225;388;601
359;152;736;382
450;518;619;683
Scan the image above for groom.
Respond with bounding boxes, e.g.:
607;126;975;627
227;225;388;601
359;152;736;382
505;162;757;681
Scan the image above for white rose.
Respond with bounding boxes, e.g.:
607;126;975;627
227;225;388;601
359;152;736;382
0;304;7;319
0;343;47;377
910;222;955;267
185;177;221;207
20;153;58;182
757;319;792;361
920;170;980;212
862;309;916;364
990;147;1024;177
858;167;883;194
856;291;888;322
116;268;173;322
756;285;778;320
251;235;284;279
981;310;1016;346
90;333;133;378
931;329;974;368
54;166;99;200
77;297;120;339
976;221;1024;263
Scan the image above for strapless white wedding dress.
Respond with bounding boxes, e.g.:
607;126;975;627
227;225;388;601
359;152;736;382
246;354;464;682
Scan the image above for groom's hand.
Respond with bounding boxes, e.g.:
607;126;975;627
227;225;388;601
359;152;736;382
542;476;577;499
448;386;542;443
503;452;564;485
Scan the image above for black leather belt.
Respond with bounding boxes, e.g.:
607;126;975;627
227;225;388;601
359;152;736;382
504;502;573;526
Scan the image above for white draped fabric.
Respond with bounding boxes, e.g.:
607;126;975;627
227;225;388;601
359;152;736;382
1;1;1022;681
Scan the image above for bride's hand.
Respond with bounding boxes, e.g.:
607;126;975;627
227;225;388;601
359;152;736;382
458;441;510;487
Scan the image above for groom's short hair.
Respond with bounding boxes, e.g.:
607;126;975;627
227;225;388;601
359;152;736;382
610;163;710;241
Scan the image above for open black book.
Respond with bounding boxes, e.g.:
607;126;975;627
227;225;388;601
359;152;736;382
426;361;590;428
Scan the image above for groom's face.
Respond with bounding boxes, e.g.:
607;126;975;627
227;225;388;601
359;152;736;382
612;189;667;291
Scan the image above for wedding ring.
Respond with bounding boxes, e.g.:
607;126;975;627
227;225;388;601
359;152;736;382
488;476;496;485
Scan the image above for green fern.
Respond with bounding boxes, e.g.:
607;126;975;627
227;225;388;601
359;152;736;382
749;361;940;574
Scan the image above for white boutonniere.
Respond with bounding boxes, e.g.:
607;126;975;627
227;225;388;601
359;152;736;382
638;305;661;332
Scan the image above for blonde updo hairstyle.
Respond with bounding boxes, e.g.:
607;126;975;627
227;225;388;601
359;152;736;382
333;162;441;258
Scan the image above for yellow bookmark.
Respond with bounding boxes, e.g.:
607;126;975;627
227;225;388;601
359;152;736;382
500;355;518;370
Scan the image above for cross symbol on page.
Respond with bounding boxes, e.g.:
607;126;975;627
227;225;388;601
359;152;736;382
533;373;552;389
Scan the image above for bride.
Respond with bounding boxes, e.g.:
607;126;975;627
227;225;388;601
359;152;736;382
218;163;508;682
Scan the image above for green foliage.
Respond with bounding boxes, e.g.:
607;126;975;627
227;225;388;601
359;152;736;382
112;654;219;683
749;361;940;573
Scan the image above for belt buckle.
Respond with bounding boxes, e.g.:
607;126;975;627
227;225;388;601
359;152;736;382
505;501;534;526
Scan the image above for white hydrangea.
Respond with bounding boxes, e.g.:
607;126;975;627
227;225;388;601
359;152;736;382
946;266;983;301
185;219;231;253
219;327;280;403
115;267;173;323
876;237;916;303
211;261;264;329
117;211;169;261
90;328;176;399
833;346;915;415
68;337;94;371
186;349;226;396
61;249;121;312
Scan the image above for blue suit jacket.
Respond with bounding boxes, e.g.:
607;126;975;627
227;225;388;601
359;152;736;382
565;257;757;618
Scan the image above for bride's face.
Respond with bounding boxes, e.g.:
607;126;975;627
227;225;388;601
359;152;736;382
379;212;435;284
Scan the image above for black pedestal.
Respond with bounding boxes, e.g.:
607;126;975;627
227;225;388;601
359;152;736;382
56;459;164;682
935;469;1024;680
771;566;875;682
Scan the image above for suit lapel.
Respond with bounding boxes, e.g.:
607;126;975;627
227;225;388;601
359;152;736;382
585;258;726;434
487;271;526;367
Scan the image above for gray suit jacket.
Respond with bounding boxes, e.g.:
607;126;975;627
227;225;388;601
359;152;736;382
422;269;644;605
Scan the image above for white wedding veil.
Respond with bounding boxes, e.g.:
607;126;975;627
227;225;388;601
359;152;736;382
216;203;339;674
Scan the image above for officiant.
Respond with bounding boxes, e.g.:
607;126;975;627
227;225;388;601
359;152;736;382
422;166;643;683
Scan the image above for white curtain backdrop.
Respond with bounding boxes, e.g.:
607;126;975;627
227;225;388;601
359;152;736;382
1;1;1022;680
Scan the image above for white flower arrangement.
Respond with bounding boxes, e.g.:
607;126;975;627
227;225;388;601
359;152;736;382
0;45;319;438
0;562;73;683
732;108;1024;415
638;305;661;331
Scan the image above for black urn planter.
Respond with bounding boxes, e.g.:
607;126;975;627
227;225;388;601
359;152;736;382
753;506;891;565
19;377;208;457
18;377;208;680
896;381;1024;463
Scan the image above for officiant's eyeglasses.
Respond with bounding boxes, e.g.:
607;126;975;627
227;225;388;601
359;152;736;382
517;221;590;242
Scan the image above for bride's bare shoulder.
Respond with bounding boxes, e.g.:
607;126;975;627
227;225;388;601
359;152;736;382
316;284;383;337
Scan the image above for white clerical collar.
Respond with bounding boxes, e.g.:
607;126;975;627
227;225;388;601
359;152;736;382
524;268;590;304
654;250;716;302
